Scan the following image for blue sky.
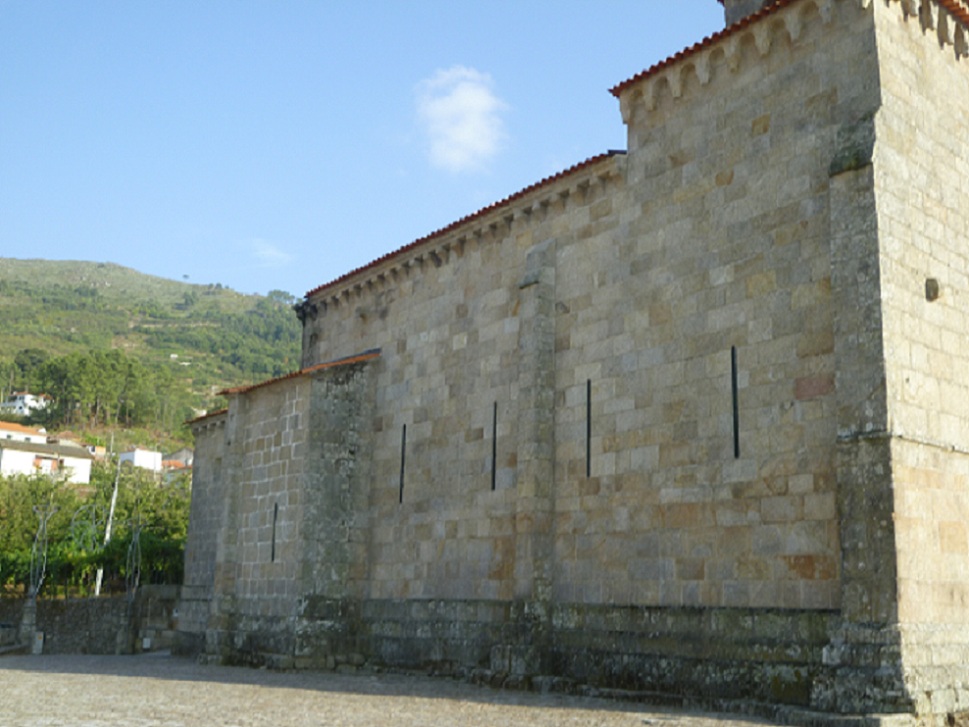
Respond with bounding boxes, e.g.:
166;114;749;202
1;1;725;299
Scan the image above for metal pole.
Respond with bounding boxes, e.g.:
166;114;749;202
95;435;121;596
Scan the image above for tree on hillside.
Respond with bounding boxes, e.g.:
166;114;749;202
13;348;49;393
0;261;299;437
0;359;15;401
36;349;192;430
141;292;301;380
267;290;297;306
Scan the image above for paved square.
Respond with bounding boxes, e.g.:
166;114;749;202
0;653;776;727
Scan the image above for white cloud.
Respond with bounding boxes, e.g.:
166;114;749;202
249;239;293;267
416;66;508;173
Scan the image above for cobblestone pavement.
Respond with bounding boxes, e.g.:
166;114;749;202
0;653;780;727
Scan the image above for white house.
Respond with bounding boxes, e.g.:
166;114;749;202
0;423;94;485
0;421;49;445
0;392;50;417
120;447;162;473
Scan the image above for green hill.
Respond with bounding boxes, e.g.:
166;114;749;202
0;258;302;441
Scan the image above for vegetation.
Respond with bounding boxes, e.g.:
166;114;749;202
0;464;191;597
0;258;302;444
0;258;305;599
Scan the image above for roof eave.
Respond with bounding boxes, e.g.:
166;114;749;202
303;151;626;301
218;349;382;398
609;0;796;99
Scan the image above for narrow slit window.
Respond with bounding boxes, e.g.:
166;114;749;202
271;502;278;563
731;346;740;459
491;401;498;491
399;424;407;504
586;379;592;478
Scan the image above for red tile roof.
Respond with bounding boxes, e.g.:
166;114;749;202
610;0;795;98
300;0;969;303
939;0;969;25
613;0;969;98
0;421;46;436
219;349;381;397
305;152;625;299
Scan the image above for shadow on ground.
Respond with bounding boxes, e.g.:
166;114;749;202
0;652;773;725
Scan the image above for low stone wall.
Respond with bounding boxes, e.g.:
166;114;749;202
0;598;23;633
545;604;835;706
197;597;838;710
0;598;26;653
34;597;131;654
0;622;17;648
0;586;179;656
360;599;513;675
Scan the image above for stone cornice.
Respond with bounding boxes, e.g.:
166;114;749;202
296;0;968;321
301;152;626;313
896;0;969;56
614;0;969;124
614;0;836;122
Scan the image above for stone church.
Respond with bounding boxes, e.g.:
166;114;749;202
177;0;969;722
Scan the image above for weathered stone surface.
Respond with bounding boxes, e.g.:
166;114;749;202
1;586;178;656
177;1;969;722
